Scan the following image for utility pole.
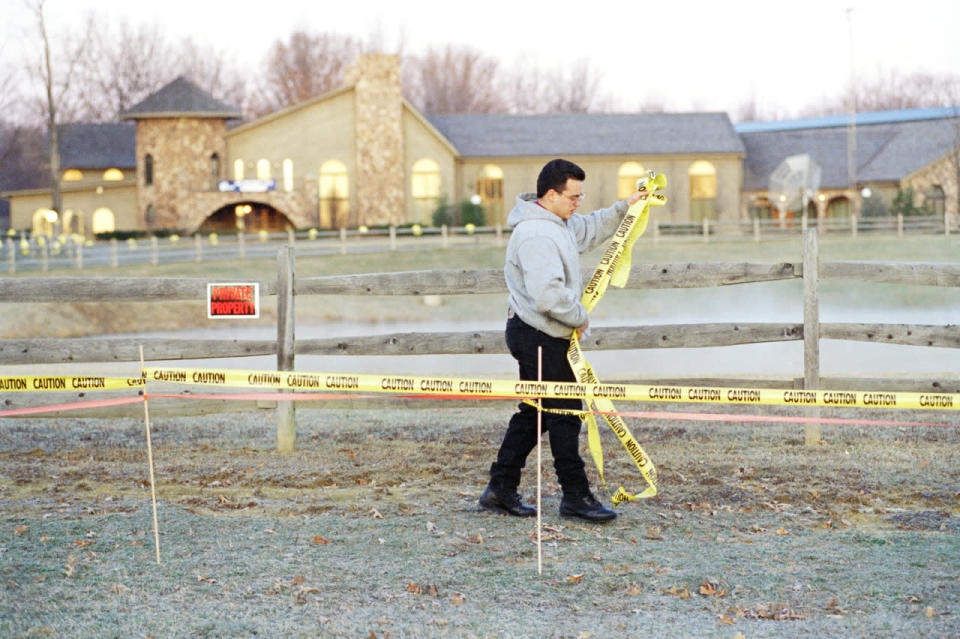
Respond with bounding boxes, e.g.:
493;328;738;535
846;7;858;217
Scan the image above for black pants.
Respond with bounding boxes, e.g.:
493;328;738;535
489;314;589;497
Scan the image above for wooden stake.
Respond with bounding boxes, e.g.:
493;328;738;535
536;346;543;576
140;345;161;564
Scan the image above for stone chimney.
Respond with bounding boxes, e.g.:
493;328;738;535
344;54;404;227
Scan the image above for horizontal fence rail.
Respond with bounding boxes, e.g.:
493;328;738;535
2;236;959;441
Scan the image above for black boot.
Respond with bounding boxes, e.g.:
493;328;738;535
478;484;536;517
559;492;616;522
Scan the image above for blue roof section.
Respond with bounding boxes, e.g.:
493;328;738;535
57;123;136;169
427;112;745;157
740;116;960;190
736;106;960;133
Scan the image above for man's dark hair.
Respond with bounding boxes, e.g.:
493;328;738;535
536;158;586;198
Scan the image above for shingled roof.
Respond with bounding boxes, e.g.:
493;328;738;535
57;122;136;169
741;117;960;190
120;76;241;120
425;112;745;157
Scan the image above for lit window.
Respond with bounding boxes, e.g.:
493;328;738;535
103;168;123;181
234;159;244;181
617;162;646;199
256;159;271;180
283;158;294;192
32;209;55;236
688;160;717;222
412;158;441;224
319;160;349;229
62;209;85;235
92;208;115;234
476;164;504;225
63;169;83;182
144;154;154;186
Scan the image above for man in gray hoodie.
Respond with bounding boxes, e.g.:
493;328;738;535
479;158;646;522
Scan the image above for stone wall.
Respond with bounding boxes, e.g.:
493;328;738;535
905;153;959;220
135;118;229;230
345;55;404;226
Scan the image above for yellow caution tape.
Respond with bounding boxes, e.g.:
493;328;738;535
3;369;957;412
568;172;668;505
0;376;145;392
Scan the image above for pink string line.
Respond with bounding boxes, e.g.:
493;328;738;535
2;391;956;428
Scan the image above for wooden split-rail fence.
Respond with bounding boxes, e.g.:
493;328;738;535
1;231;958;450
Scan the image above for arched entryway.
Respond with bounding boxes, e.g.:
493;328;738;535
201;202;293;233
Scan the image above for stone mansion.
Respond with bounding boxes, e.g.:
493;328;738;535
3;54;958;236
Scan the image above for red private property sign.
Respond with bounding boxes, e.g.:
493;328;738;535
207;283;260;319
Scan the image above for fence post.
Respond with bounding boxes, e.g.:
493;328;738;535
151;236;159;265
276;245;296;453
6;238;14;274
194;234;203;262
110;238;119;267
76;242;83;270
389;225;397;250
801;213;808;233
753;217;761;242
946;212;951;236
897;213;904;238
802;229;821;446
41;242;48;272
238;231;246;259
495;223;503;247
850;215;858;239
441;224;449;248
702;218;710;243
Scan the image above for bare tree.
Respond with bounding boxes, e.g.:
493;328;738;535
23;0;92;222
250;31;360;116
501;58;610;114
799;68;960;117
73;18;175;121
404;45;507;114
175;39;249;115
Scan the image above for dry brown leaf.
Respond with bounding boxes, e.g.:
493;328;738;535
73;539;94;547
14;525;28;536
407;582;439;597
699;582;716;596
369;508;383;519
451;592;466;605
925;606;935;618
646;527;664;541
717;613;736;625
661;586;691;599
626;583;643;595
312;535;331;545
217;494;231;504
567;573;585;584
111;583;130;594
776;527;790;536
291;576;305;585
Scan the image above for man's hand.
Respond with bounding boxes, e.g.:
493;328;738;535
576;319;589;340
626;188;649;206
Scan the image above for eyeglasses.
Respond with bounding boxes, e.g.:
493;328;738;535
559;191;584;203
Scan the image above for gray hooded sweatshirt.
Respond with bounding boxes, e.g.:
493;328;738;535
505;193;631;338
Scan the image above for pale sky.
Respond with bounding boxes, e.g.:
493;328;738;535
3;0;959;117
